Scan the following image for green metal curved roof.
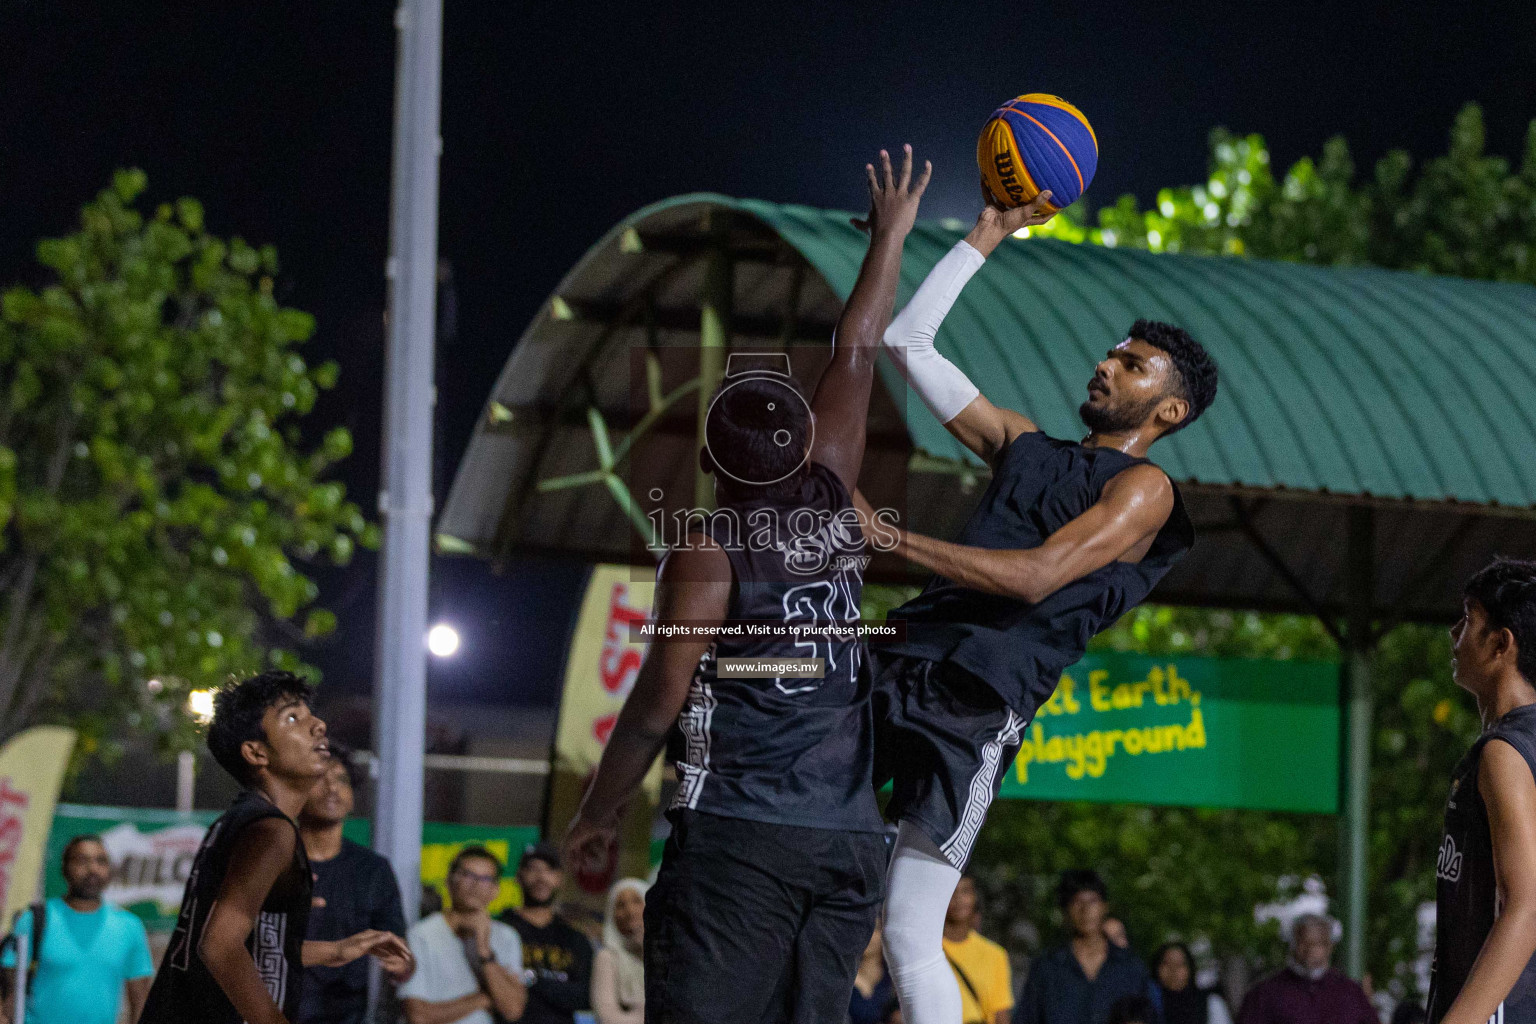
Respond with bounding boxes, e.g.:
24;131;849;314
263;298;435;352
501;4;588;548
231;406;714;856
705;194;1536;509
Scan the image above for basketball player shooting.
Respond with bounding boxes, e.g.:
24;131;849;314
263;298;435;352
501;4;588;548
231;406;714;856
857;190;1219;1024
564;146;929;1024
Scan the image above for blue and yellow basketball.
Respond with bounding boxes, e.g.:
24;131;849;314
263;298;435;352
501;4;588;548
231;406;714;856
977;93;1098;212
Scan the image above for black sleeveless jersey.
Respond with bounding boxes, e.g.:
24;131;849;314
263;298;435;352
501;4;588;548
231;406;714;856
666;460;885;832
884;430;1194;718
142;790;312;1024
1427;704;1536;1024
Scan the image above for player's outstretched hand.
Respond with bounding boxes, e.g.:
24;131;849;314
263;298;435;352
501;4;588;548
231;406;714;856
979;184;1055;232
563;814;618;879
965;186;1055;257
851;144;931;238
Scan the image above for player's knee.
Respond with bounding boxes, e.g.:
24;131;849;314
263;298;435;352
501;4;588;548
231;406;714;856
882;909;940;970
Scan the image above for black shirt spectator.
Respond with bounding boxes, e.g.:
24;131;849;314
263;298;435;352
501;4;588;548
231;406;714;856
1018;871;1152;1024
499;842;593;1024
1020;945;1154;1024
298;749;411;1024
299;838;408;1024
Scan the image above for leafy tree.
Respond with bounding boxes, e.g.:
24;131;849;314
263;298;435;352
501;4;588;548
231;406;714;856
0;170;374;757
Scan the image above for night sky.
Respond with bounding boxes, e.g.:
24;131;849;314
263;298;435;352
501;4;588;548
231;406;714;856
3;0;1533;710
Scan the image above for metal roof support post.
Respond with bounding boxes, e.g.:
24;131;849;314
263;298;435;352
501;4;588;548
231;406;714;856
1339;505;1375;979
694;221;732;510
373;0;441;926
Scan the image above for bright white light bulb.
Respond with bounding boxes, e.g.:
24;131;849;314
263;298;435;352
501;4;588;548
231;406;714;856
188;689;215;723
428;623;461;658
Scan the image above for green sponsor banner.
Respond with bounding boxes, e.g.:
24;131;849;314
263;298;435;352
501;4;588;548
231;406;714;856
998;652;1339;813
44;804;538;931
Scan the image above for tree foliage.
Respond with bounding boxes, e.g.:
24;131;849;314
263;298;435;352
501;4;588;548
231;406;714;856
0;170;374;756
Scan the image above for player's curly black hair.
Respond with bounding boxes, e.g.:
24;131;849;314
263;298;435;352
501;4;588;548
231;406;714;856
206;670;314;785
1464;557;1536;682
1128;319;1218;433
703;372;812;498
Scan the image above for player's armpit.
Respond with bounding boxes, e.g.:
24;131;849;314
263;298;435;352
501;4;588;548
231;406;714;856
943;392;1038;467
1439;741;1536;1024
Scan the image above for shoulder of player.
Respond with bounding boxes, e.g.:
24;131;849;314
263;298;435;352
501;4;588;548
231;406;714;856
661;537;731;582
1101;462;1174;511
1478;736;1536;793
232;813;299;855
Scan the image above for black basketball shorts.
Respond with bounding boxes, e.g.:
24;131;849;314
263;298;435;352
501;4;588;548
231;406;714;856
643;810;888;1024
870;650;1027;870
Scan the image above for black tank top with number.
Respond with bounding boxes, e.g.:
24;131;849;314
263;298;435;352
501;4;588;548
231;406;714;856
1428;704;1536;1023
142;789;312;1024
883;430;1194;719
665;460;884;832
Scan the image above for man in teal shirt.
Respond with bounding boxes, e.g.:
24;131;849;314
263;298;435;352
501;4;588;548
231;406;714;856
1;834;155;1024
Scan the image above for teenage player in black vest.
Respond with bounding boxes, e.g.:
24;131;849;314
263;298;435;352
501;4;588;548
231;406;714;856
141;671;412;1024
563;146;930;1024
857;192;1217;1024
1427;558;1536;1024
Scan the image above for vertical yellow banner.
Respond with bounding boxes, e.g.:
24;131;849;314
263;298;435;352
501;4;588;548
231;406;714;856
549;565;659;902
553;565;656;783
0;726;77;924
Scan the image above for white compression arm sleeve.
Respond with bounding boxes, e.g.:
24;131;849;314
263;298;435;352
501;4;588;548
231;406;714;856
881;239;985;424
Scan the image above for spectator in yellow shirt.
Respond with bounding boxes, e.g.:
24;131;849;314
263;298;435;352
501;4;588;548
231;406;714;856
942;876;1013;1024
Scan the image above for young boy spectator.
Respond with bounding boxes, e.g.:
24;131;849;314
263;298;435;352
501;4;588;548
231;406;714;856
298;745;414;1023
1018;871;1152;1024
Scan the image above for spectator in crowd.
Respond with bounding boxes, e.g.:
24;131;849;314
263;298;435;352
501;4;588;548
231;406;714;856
590;878;646;1024
1389;1001;1425;1024
943;876;1013;1024
1106;995;1156;1024
499;842;593;1024
1152;942;1232;1024
0;835;154;1024
298;746;414;1024
1018;870;1153;1024
850;923;896;1024
1102;919;1130;950
1235;914;1374;1024
400;846;527;1024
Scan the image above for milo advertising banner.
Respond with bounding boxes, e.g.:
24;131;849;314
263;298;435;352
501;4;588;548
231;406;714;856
45;804;538;931
999;651;1339;813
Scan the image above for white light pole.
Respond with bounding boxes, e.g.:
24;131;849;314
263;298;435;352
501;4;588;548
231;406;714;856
373;0;442;925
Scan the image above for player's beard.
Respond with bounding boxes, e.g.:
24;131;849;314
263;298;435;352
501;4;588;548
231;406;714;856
1079;392;1161;434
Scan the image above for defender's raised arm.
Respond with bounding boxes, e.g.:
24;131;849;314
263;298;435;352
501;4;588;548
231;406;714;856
810;144;929;490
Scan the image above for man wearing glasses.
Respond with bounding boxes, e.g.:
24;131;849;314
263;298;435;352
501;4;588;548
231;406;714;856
400;847;527;1024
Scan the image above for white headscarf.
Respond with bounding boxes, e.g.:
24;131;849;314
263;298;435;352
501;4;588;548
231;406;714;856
603;878;649;1010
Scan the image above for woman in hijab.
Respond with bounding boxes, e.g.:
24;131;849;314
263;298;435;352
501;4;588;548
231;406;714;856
1152;942;1232;1024
592;878;648;1024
